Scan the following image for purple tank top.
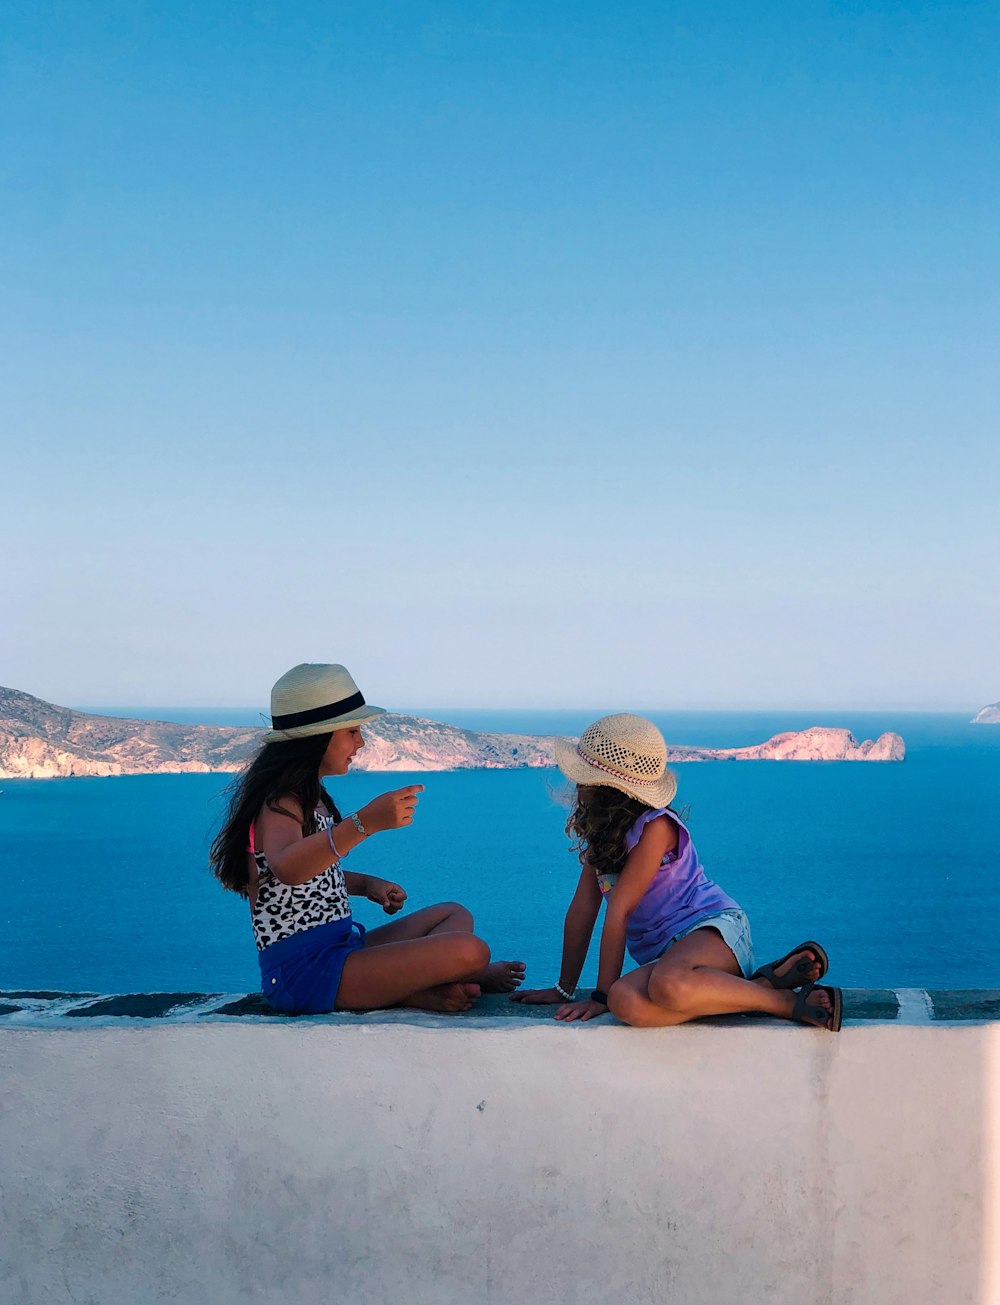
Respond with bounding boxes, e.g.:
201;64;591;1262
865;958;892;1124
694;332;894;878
596;808;741;966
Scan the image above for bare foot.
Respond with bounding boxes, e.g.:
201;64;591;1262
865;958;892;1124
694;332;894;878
754;948;824;990
478;961;526;993
404;982;481;1014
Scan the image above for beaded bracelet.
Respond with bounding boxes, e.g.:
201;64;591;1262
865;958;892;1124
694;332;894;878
346;812;367;837
554;981;574;1001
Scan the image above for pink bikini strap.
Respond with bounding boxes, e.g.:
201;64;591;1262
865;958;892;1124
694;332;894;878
248;821;256;855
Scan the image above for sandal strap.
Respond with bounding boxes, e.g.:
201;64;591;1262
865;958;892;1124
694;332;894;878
752;942;827;990
792;983;831;1029
750;961;780;985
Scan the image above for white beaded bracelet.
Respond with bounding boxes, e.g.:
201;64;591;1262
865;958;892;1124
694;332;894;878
554;981;574;1001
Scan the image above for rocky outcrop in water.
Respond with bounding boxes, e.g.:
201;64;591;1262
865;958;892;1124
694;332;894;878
344;720;905;768
972;703;1000;724
667;727;905;762
0;686;905;778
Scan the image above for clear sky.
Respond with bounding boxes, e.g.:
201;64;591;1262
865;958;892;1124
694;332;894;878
2;1;997;711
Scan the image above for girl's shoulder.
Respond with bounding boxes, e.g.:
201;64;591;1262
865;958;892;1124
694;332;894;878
253;794;319;844
259;792;306;823
624;807;686;855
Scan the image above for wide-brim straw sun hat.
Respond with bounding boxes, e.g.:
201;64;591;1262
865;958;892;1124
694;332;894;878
263;663;386;742
553;713;677;808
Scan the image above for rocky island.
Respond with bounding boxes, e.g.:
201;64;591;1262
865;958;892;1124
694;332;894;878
665;727;904;763
0;686;905;779
972;702;1000;724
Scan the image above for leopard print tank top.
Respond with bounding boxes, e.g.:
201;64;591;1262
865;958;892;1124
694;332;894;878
249;809;352;952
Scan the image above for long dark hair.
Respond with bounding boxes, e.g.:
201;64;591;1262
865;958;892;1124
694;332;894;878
567;784;675;878
209;733;341;897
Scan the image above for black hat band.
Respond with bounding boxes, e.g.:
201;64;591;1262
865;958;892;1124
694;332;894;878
271;690;366;730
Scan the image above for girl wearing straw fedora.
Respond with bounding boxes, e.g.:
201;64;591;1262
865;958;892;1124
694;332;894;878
512;713;842;1031
211;664;525;1015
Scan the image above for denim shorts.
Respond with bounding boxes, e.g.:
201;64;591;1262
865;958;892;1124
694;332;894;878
660;908;756;978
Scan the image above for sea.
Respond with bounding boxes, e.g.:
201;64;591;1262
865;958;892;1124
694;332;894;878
2;709;999;995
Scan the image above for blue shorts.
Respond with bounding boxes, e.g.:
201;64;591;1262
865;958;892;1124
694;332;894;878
658;908;755;978
259;918;366;1015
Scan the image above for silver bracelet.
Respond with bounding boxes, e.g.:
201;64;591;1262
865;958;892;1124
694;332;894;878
326;823;342;860
346;812;367;837
554;981;574;1001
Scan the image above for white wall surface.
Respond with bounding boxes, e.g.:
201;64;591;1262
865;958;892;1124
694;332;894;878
2;1020;996;1305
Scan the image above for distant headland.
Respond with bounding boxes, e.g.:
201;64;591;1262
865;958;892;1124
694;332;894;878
0;686;905;779
972;702;1000;724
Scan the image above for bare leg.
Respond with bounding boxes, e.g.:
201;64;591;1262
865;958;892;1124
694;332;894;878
363;902;474;946
336;931;491;1013
607;930;834;1029
364;901;525;993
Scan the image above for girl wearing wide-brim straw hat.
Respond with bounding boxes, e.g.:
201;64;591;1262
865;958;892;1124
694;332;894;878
211;663;525;1015
512;713;842;1031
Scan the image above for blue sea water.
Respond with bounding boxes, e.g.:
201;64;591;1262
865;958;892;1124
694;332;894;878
2;711;999;994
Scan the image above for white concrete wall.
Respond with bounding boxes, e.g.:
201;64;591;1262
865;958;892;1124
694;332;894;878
2;1021;996;1305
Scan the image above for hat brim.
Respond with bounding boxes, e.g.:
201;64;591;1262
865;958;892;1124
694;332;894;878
553;736;677;809
262;703;387;743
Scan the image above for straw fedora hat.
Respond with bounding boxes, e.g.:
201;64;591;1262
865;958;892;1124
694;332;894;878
263;664;386;742
554;713;677;808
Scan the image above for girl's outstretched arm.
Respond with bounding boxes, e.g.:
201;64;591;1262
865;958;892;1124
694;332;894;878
511;865;602;1004
556;816;675;1022
258;786;424;886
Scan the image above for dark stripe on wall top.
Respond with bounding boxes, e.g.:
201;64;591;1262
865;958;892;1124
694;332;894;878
272;691;366;729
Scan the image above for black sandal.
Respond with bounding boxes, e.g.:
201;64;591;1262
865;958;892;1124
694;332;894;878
792;982;843;1032
752;940;829;990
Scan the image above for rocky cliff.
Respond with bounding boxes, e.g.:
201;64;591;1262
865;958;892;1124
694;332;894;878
667;727;905;762
0;688;554;779
0;687;260;778
350;715;553;771
0;686;905;779
972;702;1000;724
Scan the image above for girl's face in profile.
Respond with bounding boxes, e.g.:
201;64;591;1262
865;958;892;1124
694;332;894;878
321;727;365;776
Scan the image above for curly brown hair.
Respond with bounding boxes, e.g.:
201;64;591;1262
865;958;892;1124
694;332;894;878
566;784;675;878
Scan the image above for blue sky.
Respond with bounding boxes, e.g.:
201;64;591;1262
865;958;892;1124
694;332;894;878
2;1;997;710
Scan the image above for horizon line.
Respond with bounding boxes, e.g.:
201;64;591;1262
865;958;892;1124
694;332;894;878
75;701;988;716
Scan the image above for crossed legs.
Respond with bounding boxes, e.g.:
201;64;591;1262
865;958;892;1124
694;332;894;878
335;901;524;1013
607;929;833;1029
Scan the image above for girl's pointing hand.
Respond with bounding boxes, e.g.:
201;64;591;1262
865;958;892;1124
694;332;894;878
360;785;425;833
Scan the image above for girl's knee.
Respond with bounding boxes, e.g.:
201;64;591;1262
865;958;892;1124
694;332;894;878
450;932;490;973
648;966;695;1011
440;900;474;929
607;980;643;1026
